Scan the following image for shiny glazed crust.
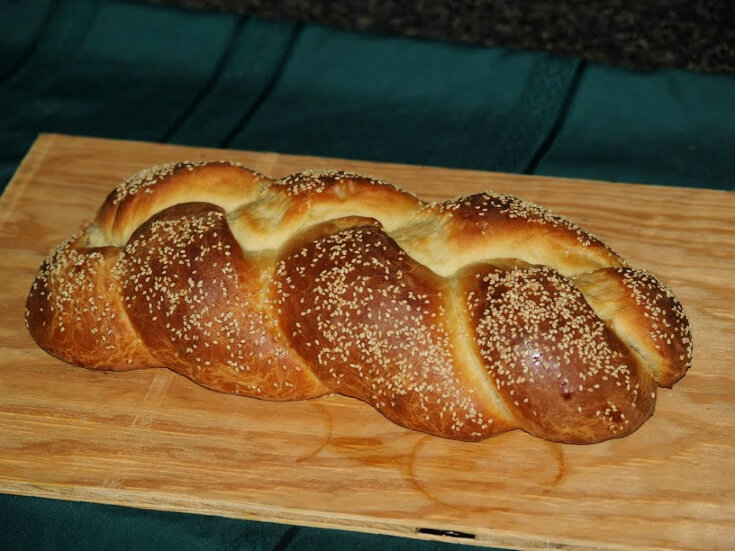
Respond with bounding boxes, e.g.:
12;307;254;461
25;162;692;443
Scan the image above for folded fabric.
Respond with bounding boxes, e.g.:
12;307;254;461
1;0;733;192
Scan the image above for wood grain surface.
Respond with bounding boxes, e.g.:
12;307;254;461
1;134;734;550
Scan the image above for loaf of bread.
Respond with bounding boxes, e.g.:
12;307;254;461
25;162;692;443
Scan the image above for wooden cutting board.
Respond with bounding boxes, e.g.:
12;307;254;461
1;134;734;550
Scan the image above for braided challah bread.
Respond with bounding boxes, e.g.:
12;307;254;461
25;162;692;444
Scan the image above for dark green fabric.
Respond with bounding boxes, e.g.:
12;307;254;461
3;0;732;192
0;493;292;550
0;494;492;551
536;64;735;189
1;0;734;549
219;25;581;173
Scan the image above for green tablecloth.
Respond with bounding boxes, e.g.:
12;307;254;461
2;0;733;193
1;1;733;549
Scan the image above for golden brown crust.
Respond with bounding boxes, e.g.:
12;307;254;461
573;268;692;388
436;194;625;275
274;219;514;440
25;233;161;370
25;163;693;443
114;201;328;400
91;162;265;247
457;262;656;443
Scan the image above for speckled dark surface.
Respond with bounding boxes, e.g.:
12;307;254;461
142;0;735;73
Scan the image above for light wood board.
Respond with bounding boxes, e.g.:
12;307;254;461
1;134;734;550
